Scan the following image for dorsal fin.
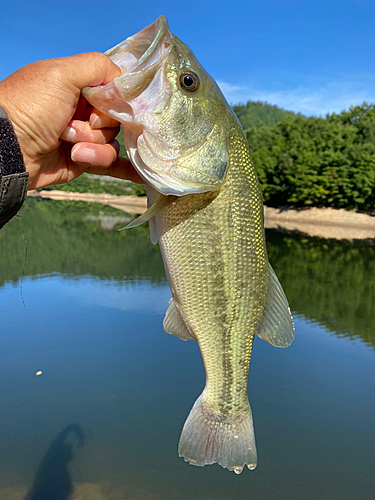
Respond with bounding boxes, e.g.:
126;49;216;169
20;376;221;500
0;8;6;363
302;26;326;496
255;264;294;348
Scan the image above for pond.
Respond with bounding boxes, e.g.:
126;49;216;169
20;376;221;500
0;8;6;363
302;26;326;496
0;198;374;499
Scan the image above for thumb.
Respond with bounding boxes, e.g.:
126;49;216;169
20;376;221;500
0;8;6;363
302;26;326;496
61;52;122;91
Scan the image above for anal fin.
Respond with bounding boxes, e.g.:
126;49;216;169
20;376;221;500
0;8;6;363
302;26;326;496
163;299;196;341
255;264;294;348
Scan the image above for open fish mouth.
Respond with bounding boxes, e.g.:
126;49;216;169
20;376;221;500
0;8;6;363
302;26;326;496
82;16;171;113
82;16;229;196
106;16;171;76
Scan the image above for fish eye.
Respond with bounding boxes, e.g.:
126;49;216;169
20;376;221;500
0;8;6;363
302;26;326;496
179;72;200;92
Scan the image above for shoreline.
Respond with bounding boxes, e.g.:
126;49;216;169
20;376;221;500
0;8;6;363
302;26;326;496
27;190;375;240
27;189;147;214
263;206;375;240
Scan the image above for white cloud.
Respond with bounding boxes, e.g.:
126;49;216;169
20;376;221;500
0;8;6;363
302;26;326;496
217;79;375;116
216;81;246;94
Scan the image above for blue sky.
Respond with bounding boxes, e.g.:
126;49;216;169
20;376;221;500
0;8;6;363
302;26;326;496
1;0;375;116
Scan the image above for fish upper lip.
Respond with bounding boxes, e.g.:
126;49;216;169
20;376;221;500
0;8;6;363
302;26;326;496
106;15;171;77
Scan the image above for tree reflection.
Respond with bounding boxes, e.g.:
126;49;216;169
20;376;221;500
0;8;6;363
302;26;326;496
266;229;375;348
1;198;374;348
0;198;165;286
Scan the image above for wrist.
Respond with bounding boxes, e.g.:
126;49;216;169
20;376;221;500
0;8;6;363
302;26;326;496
0;106;26;177
0;106;29;228
0;79;36;174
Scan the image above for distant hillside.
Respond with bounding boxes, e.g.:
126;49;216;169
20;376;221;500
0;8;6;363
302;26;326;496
232;101;295;130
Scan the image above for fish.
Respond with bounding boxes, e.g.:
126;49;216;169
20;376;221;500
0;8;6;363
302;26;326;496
83;16;294;474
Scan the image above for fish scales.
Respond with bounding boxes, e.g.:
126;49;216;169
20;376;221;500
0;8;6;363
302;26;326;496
82;15;294;474
158;126;267;417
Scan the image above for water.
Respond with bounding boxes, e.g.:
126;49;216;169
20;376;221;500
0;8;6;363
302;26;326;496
0;198;374;499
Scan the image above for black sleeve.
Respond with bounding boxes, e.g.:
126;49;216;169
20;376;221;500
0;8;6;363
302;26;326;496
0;107;29;229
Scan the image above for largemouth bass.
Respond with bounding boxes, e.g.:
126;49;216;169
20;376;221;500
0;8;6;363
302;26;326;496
83;16;294;474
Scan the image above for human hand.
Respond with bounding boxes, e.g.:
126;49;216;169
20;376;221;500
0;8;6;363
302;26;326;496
0;53;142;190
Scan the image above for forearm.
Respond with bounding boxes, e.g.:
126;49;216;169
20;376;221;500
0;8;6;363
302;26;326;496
0;107;29;229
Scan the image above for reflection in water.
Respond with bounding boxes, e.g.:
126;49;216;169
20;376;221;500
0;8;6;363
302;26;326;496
0;200;375;500
266;229;375;348
25;425;85;500
2;199;374;348
0;198;165;286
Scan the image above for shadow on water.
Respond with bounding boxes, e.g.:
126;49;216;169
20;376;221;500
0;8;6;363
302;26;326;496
24;425;85;500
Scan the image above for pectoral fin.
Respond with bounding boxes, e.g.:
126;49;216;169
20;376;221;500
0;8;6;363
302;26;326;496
145;184;161;245
119;194;177;230
163;299;196;341
255;264;294;348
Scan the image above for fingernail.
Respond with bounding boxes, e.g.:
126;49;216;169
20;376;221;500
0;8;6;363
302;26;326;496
64;126;76;142
90;115;100;129
72;147;95;165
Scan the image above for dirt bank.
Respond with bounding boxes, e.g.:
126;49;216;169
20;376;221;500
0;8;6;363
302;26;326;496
264;206;375;240
28;190;375;240
27;190;147;214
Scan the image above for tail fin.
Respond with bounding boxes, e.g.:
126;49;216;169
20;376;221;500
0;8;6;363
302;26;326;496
178;393;257;474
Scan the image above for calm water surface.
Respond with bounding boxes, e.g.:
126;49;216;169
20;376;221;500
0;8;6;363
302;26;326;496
0;199;374;499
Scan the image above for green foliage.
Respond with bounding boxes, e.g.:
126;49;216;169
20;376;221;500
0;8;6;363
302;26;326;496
116;127;127;158
42;173;140;195
247;102;375;209
232;100;295;130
